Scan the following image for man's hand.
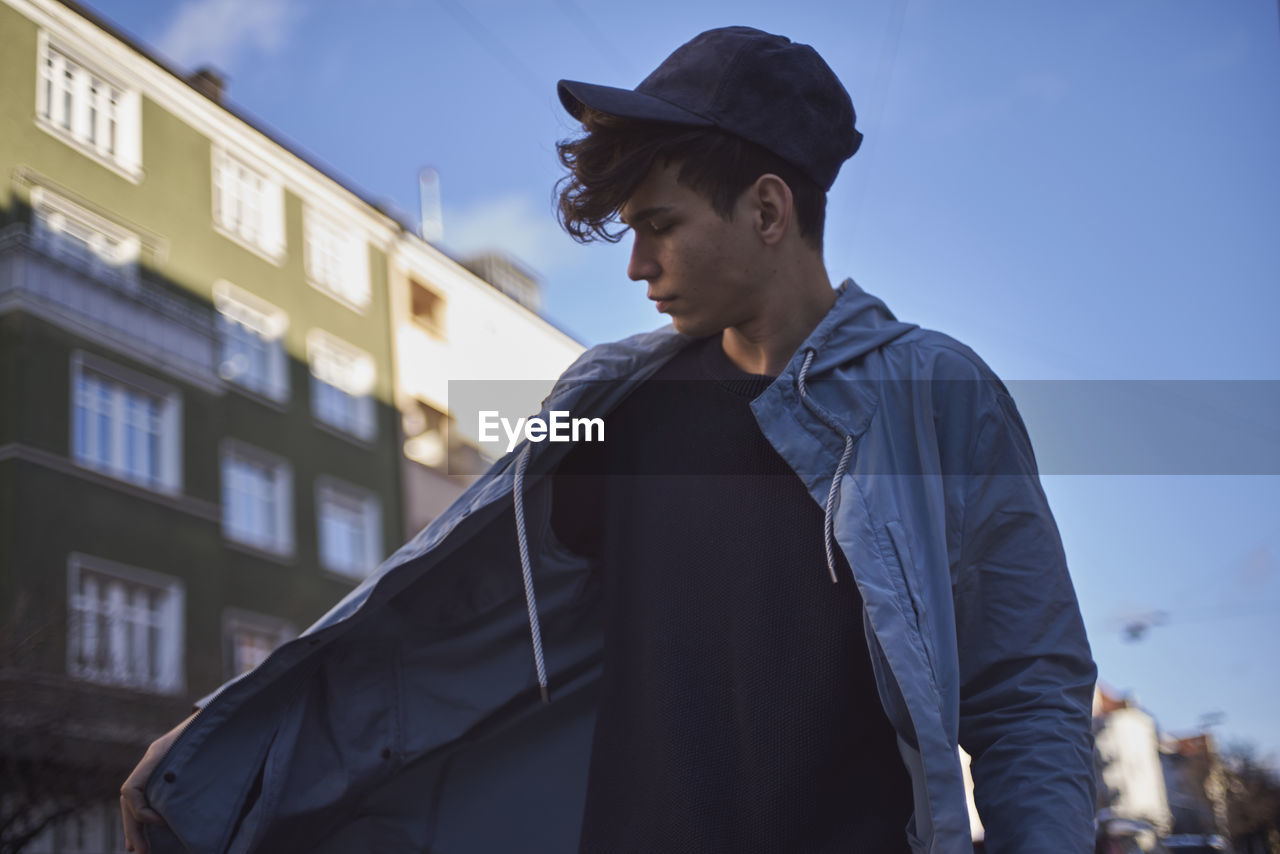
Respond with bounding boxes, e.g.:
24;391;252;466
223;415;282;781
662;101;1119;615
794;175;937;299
120;712;196;854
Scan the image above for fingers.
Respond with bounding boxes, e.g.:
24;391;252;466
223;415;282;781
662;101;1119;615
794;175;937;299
121;783;164;854
120;783;163;823
121;741;167;819
119;715;192;852
121;791;148;854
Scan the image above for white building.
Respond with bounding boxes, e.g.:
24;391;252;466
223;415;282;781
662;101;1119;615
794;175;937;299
388;238;583;535
1094;684;1174;834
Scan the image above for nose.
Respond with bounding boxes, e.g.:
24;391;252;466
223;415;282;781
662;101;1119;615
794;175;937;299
627;234;659;283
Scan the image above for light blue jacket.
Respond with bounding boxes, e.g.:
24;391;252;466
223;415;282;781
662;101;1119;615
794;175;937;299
146;280;1096;853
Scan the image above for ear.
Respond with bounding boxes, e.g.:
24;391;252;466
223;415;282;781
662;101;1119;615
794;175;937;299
751;174;793;246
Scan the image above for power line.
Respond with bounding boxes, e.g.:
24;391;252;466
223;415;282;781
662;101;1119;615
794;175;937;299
1113;603;1280;643
848;0;911;245
554;0;635;81
1163;602;1280;627
434;0;544;97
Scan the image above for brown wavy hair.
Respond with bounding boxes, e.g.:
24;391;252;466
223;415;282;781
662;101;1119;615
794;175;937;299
555;109;826;252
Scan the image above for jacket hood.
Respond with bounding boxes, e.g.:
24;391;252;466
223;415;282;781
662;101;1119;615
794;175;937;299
794;278;918;378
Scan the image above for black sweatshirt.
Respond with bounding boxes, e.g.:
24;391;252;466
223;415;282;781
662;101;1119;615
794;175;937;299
554;334;913;854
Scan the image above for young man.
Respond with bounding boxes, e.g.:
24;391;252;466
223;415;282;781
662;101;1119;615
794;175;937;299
122;27;1096;854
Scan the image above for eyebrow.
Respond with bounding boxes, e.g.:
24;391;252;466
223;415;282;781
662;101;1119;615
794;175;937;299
619;204;674;227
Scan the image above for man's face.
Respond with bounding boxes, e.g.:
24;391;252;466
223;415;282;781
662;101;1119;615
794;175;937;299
620;161;765;339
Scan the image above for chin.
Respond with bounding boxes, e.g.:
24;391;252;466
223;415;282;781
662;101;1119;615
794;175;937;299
669;316;721;339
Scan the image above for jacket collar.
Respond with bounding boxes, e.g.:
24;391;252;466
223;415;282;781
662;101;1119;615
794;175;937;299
547;278;915;394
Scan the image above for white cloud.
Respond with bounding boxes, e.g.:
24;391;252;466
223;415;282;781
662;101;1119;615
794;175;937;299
442;194;581;277
157;0;304;71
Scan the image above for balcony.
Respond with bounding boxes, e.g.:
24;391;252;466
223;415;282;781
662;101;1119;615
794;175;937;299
0;224;217;388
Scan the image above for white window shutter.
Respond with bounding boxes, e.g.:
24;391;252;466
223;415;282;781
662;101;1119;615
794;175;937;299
357;393;375;441
267;182;285;258
363;496;382;575
276;463;294;556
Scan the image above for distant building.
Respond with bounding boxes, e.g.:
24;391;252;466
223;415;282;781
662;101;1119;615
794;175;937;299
1162;732;1230;838
460;251;543;313
389;240;581;537
1094;684;1174;833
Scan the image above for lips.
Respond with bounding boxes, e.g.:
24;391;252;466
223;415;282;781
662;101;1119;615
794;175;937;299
650;295;676;313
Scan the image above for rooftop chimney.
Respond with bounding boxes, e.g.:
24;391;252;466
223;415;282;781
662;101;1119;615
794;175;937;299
188;67;226;104
419;167;443;243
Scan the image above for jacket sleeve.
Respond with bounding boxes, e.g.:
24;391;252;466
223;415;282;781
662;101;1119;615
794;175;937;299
948;371;1097;853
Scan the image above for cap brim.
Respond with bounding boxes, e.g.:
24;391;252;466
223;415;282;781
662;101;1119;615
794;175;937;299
557;79;714;127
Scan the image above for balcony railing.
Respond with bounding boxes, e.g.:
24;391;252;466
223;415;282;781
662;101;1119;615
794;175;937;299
0;224;217;386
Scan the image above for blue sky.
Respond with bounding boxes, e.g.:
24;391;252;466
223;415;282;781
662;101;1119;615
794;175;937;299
89;0;1280;758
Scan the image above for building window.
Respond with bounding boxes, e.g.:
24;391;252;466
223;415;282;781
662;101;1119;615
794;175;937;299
402;399;448;468
213;280;288;402
36;37;141;178
31;187;140;287
212;148;285;260
317;478;382;580
305;209;369;309
26;800;130;853
410;279;446;337
222;608;294;679
67;555;183;694
221;441;293;556
307;329;375;441
71;354;181;493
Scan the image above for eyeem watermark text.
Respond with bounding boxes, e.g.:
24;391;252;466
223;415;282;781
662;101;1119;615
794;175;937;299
479;410;604;453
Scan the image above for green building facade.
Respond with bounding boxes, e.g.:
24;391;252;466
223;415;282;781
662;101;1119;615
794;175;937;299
0;1;407;846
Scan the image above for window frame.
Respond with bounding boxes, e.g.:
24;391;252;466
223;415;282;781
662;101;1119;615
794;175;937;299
213;280;290;404
306;329;376;442
220;439;294;558
35;32;143;182
211;146;286;263
65;553;185;695
70;351;182;494
31;185;141;288
409;278;447;338
28;799;131;853
221;607;295;680
316;476;383;581
304;207;369;311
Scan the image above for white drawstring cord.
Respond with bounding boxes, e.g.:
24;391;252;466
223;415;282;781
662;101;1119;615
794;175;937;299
513;444;550;704
822;436;855;583
799;349;854;584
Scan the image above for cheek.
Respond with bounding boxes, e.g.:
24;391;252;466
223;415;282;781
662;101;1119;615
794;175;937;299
676;239;725;284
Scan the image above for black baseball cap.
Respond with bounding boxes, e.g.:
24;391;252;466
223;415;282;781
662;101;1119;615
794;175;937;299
557;26;862;191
